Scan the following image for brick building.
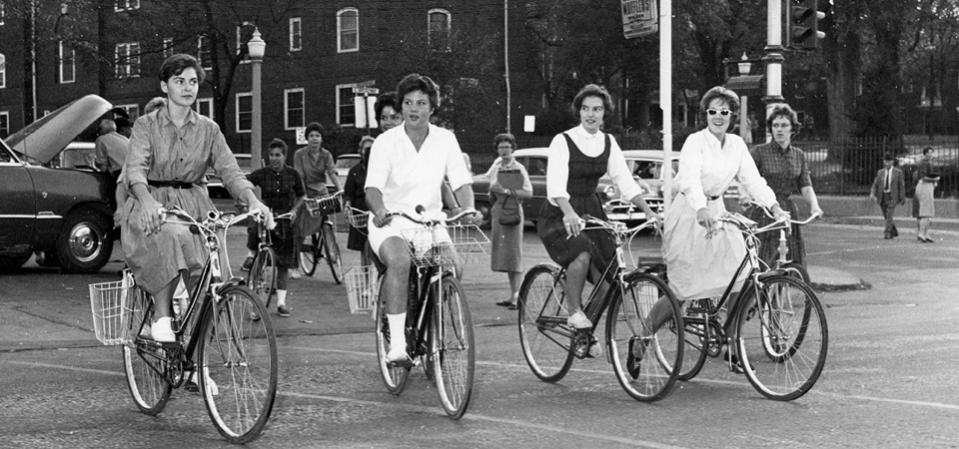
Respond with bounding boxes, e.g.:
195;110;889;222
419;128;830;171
0;0;544;165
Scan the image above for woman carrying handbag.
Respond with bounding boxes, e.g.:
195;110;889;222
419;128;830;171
488;133;533;309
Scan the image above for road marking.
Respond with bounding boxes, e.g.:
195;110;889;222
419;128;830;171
8;360;124;377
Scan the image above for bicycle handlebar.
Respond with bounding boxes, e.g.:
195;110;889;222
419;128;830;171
581;214;661;236
380;207;480;227
159;206;264;236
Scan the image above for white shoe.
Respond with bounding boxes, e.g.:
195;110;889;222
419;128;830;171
189;371;219;396
151;317;175;343
386;343;410;365
567;310;592;329
289;270;302;280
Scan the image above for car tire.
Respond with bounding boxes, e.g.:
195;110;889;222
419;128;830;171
476;201;492;230
56;210;114;273
0;254;31;271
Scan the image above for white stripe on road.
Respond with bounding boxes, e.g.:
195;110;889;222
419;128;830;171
9;361;125;377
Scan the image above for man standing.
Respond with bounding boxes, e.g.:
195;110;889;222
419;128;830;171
94;118;129;180
870;152;906;239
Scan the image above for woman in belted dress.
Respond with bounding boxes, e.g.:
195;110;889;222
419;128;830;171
537;84;656;331
121;54;273;342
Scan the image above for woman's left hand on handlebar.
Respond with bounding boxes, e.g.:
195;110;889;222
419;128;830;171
249;199;275;229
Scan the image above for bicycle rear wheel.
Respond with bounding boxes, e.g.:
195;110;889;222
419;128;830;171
299;233;319;276
321;222;343;284
735;275;827;401
517;264;575;383
198;285;278;443
374;275;410;394
430;275;474;419
248;248;277;307
677;299;710;381
122;285;172;415
606;272;683;402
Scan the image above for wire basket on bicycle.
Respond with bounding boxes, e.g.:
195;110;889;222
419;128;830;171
344;264;378;314
305;192;342;217
399;223;489;268
346;207;370;229
89;270;135;345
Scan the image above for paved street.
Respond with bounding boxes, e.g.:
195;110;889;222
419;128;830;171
2;219;958;448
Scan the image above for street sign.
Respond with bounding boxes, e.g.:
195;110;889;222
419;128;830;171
294;126;307;145
352;86;380;96
354;95;378;129
622;0;657;39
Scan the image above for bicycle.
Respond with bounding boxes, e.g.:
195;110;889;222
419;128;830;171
246;211;294;307
298;191;343;283
120;207;278;443
371;208;486;419
675;209;827;401
517;216;685;402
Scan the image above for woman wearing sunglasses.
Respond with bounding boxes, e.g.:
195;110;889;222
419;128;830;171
662;86;787;358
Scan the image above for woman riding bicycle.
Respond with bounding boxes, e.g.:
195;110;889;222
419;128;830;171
365;73;477;364
244;138;306;317
121;53;273;342
537;84;657;332
292;122;342;276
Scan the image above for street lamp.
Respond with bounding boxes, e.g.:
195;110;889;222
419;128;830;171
737;52;752;75
248;28;265;170
737;52;752;143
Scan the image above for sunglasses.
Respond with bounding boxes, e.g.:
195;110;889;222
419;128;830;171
707;109;732;117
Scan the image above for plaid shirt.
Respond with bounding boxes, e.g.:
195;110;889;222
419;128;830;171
247;165;305;213
749;142;812;199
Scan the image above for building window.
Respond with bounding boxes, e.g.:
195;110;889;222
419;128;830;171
59;41;75;84
114;0;139;12
197;35;212;71
162;37;174;58
195;97;213;120
115;104;139;121
0;54;5;88
236;92;252;133
337;8;359;53
289;17;302;52
115;42;140;78
284;88;305;130
428;9;451;52
0;111;9;139
335;81;375;126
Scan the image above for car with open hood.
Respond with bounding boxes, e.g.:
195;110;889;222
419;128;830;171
0;95;117;272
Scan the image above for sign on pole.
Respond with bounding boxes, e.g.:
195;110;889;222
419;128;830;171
352;86;380;129
622;0;658;39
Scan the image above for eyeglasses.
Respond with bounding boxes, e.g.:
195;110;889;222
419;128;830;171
707;109;731;117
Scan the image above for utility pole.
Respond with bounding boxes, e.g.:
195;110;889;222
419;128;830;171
763;0;787;142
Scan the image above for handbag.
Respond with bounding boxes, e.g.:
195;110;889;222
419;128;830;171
498;194;522;226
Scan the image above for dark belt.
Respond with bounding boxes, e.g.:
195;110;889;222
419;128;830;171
148;180;195;189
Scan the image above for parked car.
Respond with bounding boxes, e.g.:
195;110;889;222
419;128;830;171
206;153;251;198
0;95;117;272
471;148;676;228
333;153;361;188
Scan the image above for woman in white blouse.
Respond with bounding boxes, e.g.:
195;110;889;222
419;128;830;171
664;86;787;309
538;84;656;332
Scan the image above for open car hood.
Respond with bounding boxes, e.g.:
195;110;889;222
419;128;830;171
6;95;114;164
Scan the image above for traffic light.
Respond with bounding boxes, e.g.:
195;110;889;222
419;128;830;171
786;0;826;50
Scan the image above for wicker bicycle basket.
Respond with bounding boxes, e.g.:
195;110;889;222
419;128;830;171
344;265;378;314
400;224;489;268
346;208;370;229
88;272;135;345
305;194;342;217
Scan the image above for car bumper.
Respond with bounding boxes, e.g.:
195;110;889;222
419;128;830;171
603;198;664;222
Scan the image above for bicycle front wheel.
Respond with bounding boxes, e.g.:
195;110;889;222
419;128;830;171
735;274;827;401
122;285;172;415
517;264;574;383
606;272;683;402
374;275;410;394
299;233;319;276
430;275;474;419
198;285;278;443
321;222;343;284
248;247;277;307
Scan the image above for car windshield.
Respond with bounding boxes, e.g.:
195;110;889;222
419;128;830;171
335;156;360;170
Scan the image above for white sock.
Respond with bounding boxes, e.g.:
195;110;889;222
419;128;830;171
277;290;288;307
386;313;407;352
152;316;174;342
247;250;256;258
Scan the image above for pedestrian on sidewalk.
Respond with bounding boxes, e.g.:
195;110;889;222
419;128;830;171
244;138;306;317
487;133;532;309
870;152;905;239
746;104;823;280
912;147;940;243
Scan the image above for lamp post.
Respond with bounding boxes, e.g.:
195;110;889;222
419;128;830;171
248;28;266;170
737;52;752;143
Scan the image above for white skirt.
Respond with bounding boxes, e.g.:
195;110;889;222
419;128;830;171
663;193;747;301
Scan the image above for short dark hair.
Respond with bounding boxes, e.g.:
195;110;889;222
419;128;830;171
396;73;440;111
305;122;324;137
883;152;895;161
158;53;206;84
374;91;398;119
700;86;740;113
766;104;800;131
922;146;934;156
114;117;132;131
268;138;288;156
493;133;516;150
572;84;614;116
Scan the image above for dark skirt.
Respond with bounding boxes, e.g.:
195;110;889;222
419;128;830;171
247;219;298;269
745;197;805;270
347;224;368;251
537;192;616;279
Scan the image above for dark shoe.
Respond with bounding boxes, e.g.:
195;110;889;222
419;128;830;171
626;336;649;379
277;305;292;317
506;302;518;310
241;256;254;272
884;234;892;240
495;300;514;307
922;236;935;243
250;312;261;322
